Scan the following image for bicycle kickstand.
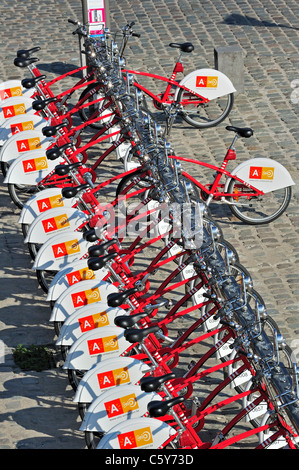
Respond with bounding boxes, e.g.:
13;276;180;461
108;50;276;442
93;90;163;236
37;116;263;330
163;103;181;137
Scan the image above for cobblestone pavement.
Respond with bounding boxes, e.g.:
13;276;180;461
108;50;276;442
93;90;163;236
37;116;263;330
0;0;299;450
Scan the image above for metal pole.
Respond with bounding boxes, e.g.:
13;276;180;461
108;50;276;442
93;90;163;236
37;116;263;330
79;0;88;72
80;0;111;74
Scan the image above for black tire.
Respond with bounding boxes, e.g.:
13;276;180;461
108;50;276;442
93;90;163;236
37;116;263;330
8;182;40;210
78;402;89;421
177;88;234;129
21;223;29;238
116;168;153;198
60;345;70;361
27;242;42;261
216;239;239;264
53;321;63;337
229;261;253;286
67;368;85;392
227;178;292;225
78;83;112;129
0;161;9;177
85;431;105;449
36;269;57;294
115;168;154;225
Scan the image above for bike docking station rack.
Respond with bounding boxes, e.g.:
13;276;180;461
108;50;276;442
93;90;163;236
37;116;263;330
80;0;111;75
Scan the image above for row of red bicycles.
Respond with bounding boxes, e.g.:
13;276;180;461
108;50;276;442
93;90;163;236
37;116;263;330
0;19;298;450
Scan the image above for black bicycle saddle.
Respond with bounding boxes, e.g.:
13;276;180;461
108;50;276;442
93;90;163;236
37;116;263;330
169;42;194;53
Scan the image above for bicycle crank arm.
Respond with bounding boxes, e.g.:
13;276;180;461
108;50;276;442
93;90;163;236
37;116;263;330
220;197;254;207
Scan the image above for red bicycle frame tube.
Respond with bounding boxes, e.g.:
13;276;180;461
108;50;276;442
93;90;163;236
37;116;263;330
30;61;96;102
122;68;209;105
169;155;265;200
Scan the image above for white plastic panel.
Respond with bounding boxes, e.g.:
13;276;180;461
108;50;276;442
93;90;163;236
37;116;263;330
32;230;95;271
96;417;177;449
174;68;236;101
80;384;162;433
24;207;90;244
0;80;32;99
62;326;130;371
49;279;119;322
3;150;64;185
0;96;36;127
226;157;295;194
73;357;151;404
46;257;109;302
18;187;79;226
0;114;48;146
56;304;127;346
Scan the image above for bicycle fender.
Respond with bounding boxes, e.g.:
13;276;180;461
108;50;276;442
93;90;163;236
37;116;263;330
214;330;234;360
109;123;132;161
0;79;33;99
73;357;151;404
257;411;289;448
56;304;127;346
24;207;90;244
0;114;48;146
18;187;79;227
96;417;177;449
47;258;109;302
227;349;253;390
174;68;236;101
62;325;128;371
49;278;119;323
32;229;94;271
3;150;64;185
0;129;54;164
243;390;268;424
224;157;295;194
0;96;37;127
80;384;162;433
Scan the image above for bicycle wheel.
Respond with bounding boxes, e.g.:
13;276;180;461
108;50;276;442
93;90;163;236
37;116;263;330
244;343;294;431
227;178;292;224
68;368;85;392
85;430;105;449
123;146;141;173
0;161;9;177
36;269;57;294
27;242;42;261
8;183;41;210
216;239;239;264
177;89;234;129
78;83;114;129
116;168;154;220
258;411;295;449
21;223;29;238
229;261;252;286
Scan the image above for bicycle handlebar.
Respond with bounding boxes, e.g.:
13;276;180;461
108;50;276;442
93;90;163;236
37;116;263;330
67;18;88;37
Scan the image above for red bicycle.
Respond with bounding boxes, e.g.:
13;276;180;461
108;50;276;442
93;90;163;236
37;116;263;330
78;21;236;132
121;125;295;224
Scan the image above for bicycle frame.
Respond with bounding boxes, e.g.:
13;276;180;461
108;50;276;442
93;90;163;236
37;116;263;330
23;59;98;104
123;65;209;108
171;153;265;203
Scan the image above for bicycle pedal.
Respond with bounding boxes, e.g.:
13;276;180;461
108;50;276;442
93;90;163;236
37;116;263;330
188;360;196;370
211;432;224;446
